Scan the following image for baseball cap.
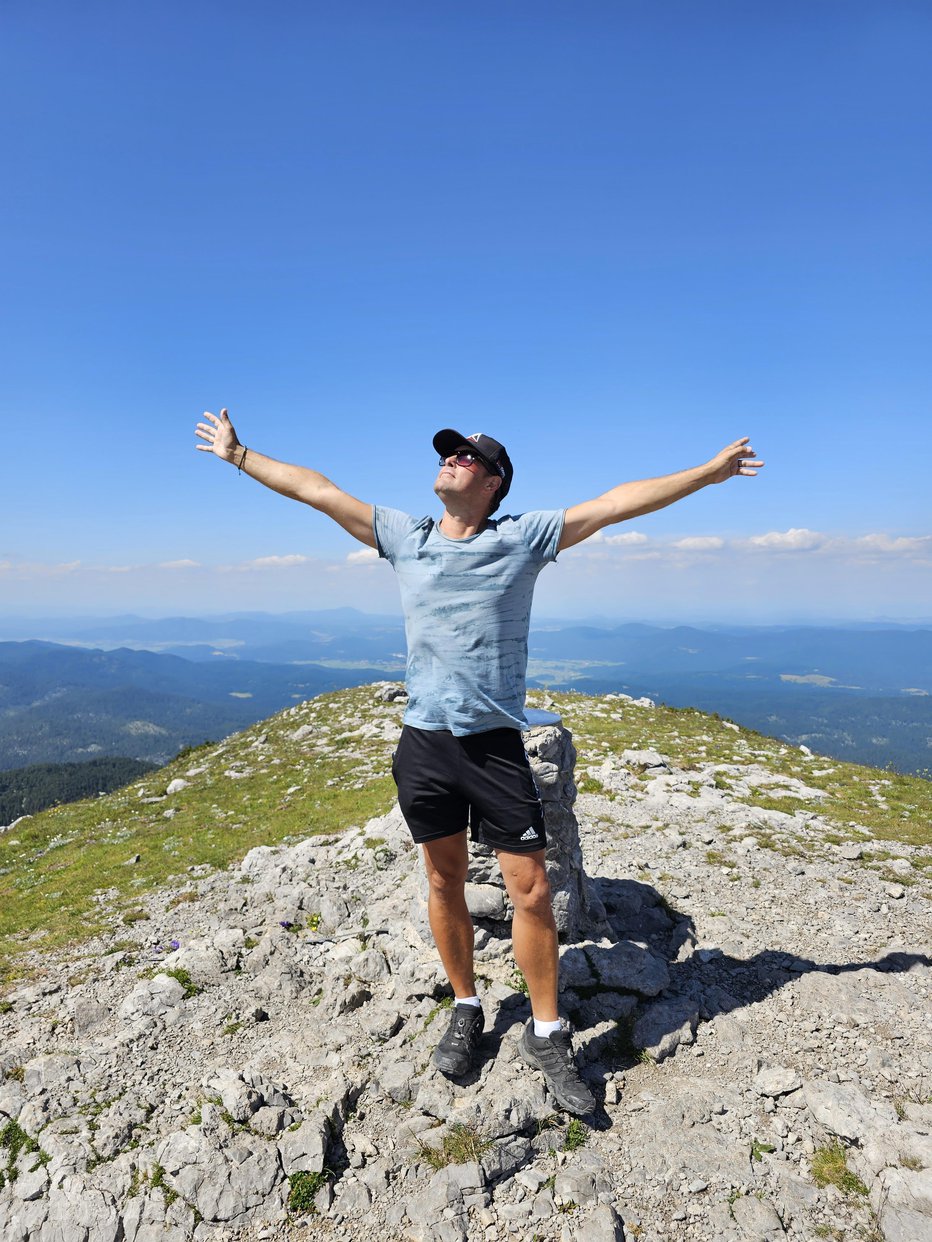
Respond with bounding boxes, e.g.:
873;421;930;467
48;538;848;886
433;428;513;502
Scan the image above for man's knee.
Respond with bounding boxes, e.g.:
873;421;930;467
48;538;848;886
422;836;469;897
499;853;553;917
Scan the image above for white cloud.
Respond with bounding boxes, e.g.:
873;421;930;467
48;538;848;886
672;536;725;551
159;559;201;570
0;559;82;577
347;547;380;564
222;554;312;572
849;534;932;557
603;530;650;546
746;528;827;552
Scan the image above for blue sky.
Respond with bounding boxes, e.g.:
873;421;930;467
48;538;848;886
2;1;930;622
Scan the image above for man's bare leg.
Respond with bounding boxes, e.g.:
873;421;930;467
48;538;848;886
498;848;594;1114
421;832;475;998
496;848;559;1022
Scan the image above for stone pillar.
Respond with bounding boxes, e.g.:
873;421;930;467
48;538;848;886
446;711;610;943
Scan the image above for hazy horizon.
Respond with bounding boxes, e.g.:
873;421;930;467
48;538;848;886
1;608;931;631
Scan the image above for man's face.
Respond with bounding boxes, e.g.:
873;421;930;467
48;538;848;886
434;446;496;506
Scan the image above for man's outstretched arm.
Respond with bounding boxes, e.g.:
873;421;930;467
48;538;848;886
558;437;764;551
195;409;376;549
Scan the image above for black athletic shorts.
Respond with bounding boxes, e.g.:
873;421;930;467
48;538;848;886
391;724;547;853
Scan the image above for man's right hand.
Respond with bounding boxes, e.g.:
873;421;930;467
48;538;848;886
195;408;241;463
191;408;377;548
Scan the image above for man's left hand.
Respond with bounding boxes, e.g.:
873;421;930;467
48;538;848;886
707;438;764;483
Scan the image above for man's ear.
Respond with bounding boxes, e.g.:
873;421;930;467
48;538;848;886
486;475;502;497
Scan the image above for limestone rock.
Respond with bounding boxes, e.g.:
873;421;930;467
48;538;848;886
730;1193;786;1238
277;1115;329;1174
633;997;699;1061
156;1129;282;1223
754;1065;803;1097
119;974;186;1024
803;1079;897;1142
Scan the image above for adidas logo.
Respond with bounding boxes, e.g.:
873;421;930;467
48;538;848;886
519;827;539;842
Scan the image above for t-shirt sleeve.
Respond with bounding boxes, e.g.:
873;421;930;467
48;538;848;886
513;510;566;563
372;506;421;564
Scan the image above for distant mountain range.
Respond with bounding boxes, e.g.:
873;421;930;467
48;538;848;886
0;638;388;769
0;612;929;778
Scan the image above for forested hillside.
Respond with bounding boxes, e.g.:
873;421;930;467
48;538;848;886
0;756;158;823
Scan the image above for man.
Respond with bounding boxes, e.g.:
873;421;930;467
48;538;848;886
196;409;762;1114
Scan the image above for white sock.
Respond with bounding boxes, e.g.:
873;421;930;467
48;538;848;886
455;995;481;1008
534;1018;563;1038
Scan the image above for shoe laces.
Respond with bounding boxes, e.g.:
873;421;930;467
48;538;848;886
541;1027;576;1067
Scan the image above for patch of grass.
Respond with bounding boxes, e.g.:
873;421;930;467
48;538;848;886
423;996;453;1029
511;968;530;996
416;1122;492;1170
536;1114;563;1137
810;1141;869;1197
1;1120;45;1181
222;1021;242;1036
363;836;386;849
877;869;916;887
0;684;398;983
705;849;735;868
150;1162;178;1206
161;968;200;999
288;1169;330;1213
576;776;605;794
168;890;199;908
562;1119;588;1151
900;1154;924;1171
122;909;150;925
751;1138;776;1161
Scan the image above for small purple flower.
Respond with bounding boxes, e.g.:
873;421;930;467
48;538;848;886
279;920;293;930
153;944;164;954
169;939;180;951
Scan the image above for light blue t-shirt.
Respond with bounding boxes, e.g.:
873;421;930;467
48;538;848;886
373;507;565;735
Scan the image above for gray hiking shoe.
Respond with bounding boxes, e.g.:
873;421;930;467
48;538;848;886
519;1020;595;1115
433;1003;484;1076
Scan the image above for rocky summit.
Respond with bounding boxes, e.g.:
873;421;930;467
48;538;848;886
1;685;930;1242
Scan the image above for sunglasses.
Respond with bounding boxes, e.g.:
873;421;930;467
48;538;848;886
439;450;504;477
439;451;487;470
